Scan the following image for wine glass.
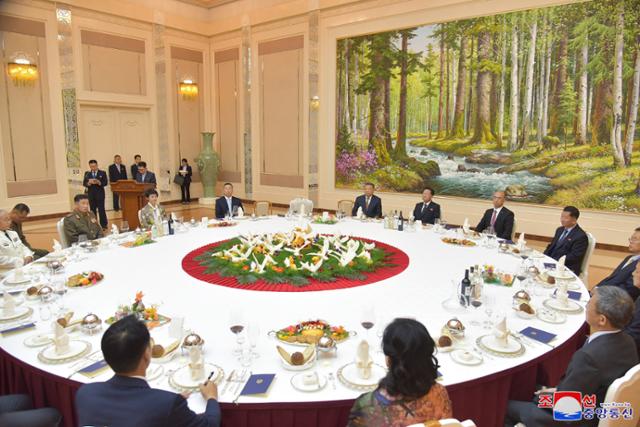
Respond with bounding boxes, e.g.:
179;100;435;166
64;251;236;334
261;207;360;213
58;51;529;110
360;306;375;340
482;293;495;330
52;277;67;313
228;310;245;358
469;294;483;326
121;221;130;233
247;322;260;359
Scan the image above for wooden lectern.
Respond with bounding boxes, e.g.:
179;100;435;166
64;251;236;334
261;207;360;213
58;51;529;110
110;180;155;229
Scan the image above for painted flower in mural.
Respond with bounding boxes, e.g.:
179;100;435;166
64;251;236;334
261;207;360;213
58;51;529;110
336;149;378;180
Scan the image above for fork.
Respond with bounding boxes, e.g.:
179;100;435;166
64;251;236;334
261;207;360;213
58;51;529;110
221;369;236;395
328;372;336;389
232;370;251;404
473;346;495;360
232;369;248;395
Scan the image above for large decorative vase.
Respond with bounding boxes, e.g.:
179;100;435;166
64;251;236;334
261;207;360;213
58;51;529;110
195;132;219;205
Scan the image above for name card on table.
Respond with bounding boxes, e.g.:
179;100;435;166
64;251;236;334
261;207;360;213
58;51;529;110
1;322;35;336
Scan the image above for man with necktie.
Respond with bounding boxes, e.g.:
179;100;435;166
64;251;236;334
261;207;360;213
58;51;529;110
108;154;128;212
215;183;243;219
412;187;441;225
505;286;638;427
352;182;382;218
543;206;589;276
0;209;33;277
83;159;108;229
135;162;157;187
596;227;640;300
130;154;142;180
475;190;514;240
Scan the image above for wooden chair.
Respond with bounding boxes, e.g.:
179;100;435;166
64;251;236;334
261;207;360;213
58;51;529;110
410;419;477;427
337;199;354;215
598;363;640;427
254;200;272;217
56;218;69;248
579;232;597;287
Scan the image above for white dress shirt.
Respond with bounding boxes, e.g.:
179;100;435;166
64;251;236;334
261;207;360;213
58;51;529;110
0;229;33;275
587;329;620;344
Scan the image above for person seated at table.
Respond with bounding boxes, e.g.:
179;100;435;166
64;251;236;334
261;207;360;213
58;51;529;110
412;187;441;225
543;206;589;276
475;190;514;240
139;189;166;229
596;227;640;301
9;203;48;259
215;183;243;219
0;394;61;427
505;286;638;427
0;209;33;277
352;182;382;219
135;161;157;187
624;263;640;355
347;318;452;426
63;194;104;245
76;316;221;427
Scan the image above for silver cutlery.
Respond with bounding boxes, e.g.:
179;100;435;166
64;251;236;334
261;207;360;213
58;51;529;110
221;369;236;395
232;370;251;404
328;372;336;389
233;369;248;395
473;346;495;360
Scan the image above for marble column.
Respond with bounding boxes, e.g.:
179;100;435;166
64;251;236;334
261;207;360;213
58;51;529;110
307;9;320;206
153;23;172;194
241;21;253;198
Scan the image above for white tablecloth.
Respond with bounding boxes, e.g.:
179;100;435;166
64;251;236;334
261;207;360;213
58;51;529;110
0;217;587;413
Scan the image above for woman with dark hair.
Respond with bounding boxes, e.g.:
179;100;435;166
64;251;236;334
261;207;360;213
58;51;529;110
178;158;192;204
348;318;452;426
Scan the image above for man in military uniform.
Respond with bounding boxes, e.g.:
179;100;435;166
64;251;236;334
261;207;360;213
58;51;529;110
9;203;49;259
63;194;104;245
0;209;33;277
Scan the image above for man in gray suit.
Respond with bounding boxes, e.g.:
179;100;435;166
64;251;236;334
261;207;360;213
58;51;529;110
505;286;638;426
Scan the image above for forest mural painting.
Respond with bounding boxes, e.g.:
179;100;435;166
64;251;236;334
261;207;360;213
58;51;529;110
335;0;640;213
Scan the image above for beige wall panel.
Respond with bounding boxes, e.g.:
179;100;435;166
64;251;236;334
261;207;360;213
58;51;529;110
82;45;145;95
118;109;152;172
79;108;117;169
260;48;302;177
216;59;239;174
173;58;203;180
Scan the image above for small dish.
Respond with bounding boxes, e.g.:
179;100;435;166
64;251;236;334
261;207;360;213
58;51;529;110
450;349;483;366
290;372;327;392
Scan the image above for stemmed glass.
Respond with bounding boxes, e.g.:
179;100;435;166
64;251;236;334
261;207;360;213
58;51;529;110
228;310;246;358
247;322;260;359
482;293;495;330
52;277;67;314
469;294;483;326
121;221;130;233
360;306;375;341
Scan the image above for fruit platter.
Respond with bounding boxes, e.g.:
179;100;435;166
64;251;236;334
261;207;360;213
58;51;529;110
441;237;477;247
270;320;351;345
66;271;104;288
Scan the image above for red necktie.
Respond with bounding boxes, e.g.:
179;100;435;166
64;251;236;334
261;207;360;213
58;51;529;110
490;209;497;226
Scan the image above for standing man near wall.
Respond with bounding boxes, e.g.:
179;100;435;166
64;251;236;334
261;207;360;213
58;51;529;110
130;154;142;181
108;155;127;212
83;160;108;229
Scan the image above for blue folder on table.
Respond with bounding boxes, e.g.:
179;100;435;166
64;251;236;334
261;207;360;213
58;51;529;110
79;360;110;378
520;326;557;344
553;289;582;301
0;322;35;336
239;374;276;397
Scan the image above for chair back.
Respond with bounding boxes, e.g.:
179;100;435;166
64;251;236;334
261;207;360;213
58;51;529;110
289;198;313;215
410;419;477;427
510;217;517;242
337;199;354;215
254;201;272;217
579;232;597;286
598;363;640;427
56;218;69;248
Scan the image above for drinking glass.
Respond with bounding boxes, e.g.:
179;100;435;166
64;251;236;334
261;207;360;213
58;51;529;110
247;322;260;359
52;277;67;313
77;234;88;245
121;221;130;233
38;305;52;324
482;293;495;330
228;311;246;358
469;295;483;326
360;306;375;340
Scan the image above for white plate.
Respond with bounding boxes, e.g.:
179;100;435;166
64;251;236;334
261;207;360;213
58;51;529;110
566;281;581;291
0;294;24;307
478;334;523;354
530;251;545;259
40;340;90;361
23;333;53;347
537;309;567;324
547;270;574;280
290;372;327;392
543;298;583;313
3;277;31;286
170;362;219;390
0;305;32;321
280;352;316;371
337;362;386;390
146;364;164;381
450;349;483;365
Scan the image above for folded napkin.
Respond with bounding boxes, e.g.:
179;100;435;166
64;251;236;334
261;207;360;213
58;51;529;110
201;217;209;226
493;316;509;348
171;212;177;221
188;346;205;381
2;292;16;317
355;340;373;380
517;232;526;249
237;207;244;218
111;224;119;235
52;239;62;253
557;255;566;273
356;206;363;219
519;327;557;344
462;218;470;233
0;322;36;336
53;322;70;355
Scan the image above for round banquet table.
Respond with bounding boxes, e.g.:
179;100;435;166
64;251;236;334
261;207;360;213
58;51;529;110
0;217;588;427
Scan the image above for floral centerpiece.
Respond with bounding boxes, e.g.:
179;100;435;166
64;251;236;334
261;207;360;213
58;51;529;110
195;225;391;286
106;291;170;327
482;265;514;287
311;213;338;225
121;232;155;248
274;320;350;344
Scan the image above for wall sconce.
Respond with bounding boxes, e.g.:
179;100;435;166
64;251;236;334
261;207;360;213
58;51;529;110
310;95;320;110
7;53;38;87
179;78;198;100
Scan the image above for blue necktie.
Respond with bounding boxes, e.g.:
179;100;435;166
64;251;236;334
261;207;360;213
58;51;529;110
558;228;570;243
227;198;232;214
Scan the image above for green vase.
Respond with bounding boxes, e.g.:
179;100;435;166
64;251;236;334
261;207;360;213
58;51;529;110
195;132;219;199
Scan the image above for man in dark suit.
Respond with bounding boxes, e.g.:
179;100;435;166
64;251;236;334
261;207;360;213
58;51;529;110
83;159;108;229
76;316;220;427
624;263;640;355
543;206;589;276
475;190;514;240
215;183;243;219
108;154;127;211
505;286;638;427
130;154;141;180
412;186;441;225
596;227;640;300
135;161;157;187
352;182;382;218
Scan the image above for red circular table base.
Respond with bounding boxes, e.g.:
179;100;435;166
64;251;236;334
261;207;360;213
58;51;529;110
181;237;410;292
